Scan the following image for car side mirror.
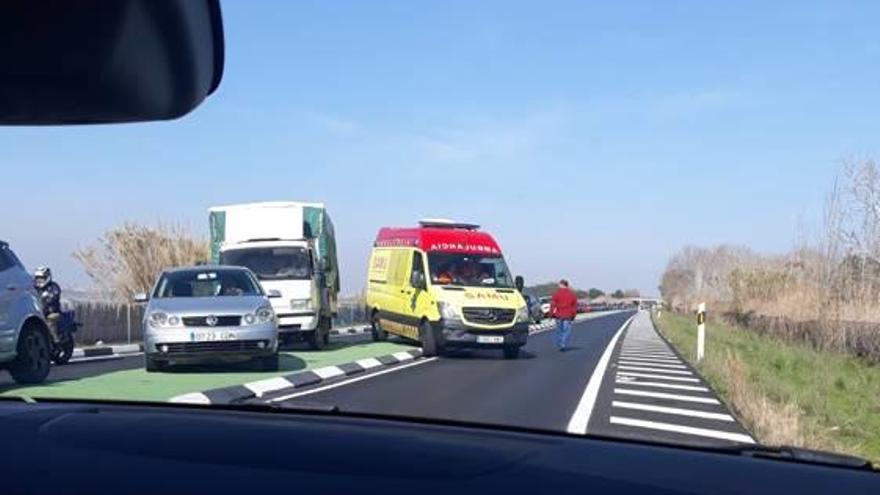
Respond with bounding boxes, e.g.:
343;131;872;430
514;275;524;292
411;272;427;291
267;289;282;298
133;292;149;303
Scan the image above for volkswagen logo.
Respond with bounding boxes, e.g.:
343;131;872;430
205;315;218;327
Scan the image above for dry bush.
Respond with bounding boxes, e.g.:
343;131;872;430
74;222;209;303
723;352;804;446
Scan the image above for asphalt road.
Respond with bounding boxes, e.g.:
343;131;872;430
260;311;754;448
264;312;634;431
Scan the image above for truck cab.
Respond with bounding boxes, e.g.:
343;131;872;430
209;202;339;350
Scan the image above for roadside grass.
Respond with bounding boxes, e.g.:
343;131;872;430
653;310;880;464
2;340;413;403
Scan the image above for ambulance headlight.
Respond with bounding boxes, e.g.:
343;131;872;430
438;302;459;320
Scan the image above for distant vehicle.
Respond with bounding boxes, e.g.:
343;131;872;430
209;202;339;350
588;303;609;312
136;266;279;372
523;294;543;324
539;296;551;316
577;300;590;314
0;241;52;384
365;219;530;359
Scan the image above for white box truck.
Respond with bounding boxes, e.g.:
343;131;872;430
208;202;340;349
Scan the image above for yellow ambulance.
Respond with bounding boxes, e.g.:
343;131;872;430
365;220;530;359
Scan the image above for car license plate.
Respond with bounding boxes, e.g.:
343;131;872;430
477;335;504;344
190;331;236;342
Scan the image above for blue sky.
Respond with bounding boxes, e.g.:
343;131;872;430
3;0;879;296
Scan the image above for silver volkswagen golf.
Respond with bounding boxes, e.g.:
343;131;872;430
138;266;279;372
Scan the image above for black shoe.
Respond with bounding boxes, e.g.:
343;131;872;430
559;347;566;352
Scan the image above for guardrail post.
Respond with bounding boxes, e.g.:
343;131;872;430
696;302;706;362
126;303;132;344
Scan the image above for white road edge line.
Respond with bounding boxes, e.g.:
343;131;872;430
565;314;637;435
269;357;439;402
610;417;754;443
612;401;734;421
616;356;683;364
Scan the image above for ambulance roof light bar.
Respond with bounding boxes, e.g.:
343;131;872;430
419;218;480;230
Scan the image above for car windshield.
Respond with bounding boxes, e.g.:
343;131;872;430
153;269;262;298
427;253;514;288
221;247;312;281
6;2;880;470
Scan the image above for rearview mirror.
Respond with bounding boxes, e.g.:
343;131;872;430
133;292;149;303
267;289;283;299
0;0;224;125
514;275;524;292
411;272;427;291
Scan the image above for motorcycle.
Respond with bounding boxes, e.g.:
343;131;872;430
50;309;79;365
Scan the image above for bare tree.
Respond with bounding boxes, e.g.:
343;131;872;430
74;222;209;302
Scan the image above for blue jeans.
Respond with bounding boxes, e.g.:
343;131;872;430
555;318;572;349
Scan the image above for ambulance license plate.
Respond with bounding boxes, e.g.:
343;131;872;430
477;335;504;344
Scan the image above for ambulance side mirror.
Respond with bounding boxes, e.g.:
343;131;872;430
411;271;427;291
514;275;525;292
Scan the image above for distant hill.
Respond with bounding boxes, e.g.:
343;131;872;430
525;282;589;299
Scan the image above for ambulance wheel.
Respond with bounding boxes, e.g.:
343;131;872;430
419;320;443;357
307;328;326;351
503;345;521;360
371;313;387;342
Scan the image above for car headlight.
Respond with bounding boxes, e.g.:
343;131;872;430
516;305;530;323
438;302;459;320
148;311;168;328
290;298;311;311
249;305;275;324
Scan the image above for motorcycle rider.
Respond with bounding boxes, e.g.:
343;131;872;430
34;266;62;344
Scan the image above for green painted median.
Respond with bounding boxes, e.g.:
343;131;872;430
3;340;412;403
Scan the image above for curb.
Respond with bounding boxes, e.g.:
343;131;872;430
170;348;424;405
72;343;143;359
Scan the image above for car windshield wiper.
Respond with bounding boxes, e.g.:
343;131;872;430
722;444;874;471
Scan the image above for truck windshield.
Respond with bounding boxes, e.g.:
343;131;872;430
153;270;262;298
427;253;515;288
221;247;312;281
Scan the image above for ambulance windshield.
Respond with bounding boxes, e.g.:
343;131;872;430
427;253;515;288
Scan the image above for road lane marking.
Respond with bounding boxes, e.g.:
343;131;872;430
355;357;383;369
617;360;686;369
609;417;754;443
245;376;294;397
617;365;693;375
614;388;719;404
620;351;675;357
313;366;346;380
269;357;439;402
612;401;734;421
565;314;638;435
616;371;699;382
617;355;682;363
392;351;415;362
615;380;709;392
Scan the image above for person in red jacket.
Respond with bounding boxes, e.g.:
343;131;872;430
550;279;578;351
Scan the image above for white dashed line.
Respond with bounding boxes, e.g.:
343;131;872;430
616;371;700;382
614;388;719;404
612;401;734;421
610;417;754;443
617;360;686;369
614;380;709;392
617;365;693;375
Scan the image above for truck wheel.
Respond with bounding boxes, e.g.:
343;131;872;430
321;316;331;346
307;328;326;351
419;321;443;357
145;355;166;373
503;346;521;360
9;323;51;384
371;313;387;342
